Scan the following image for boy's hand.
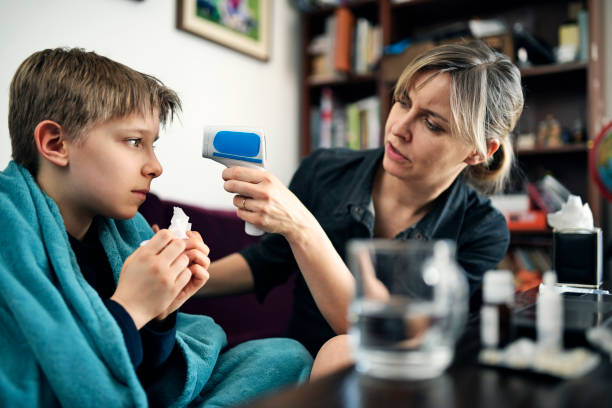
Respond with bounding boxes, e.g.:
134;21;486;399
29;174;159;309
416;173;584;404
111;229;192;329
155;230;210;321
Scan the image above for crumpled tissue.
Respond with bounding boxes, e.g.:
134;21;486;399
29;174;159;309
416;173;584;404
140;206;191;246
547;195;594;230
168;206;192;239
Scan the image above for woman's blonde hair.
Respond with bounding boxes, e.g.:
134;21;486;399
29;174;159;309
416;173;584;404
393;40;524;194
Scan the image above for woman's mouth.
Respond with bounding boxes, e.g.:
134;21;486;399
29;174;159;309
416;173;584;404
386;142;410;162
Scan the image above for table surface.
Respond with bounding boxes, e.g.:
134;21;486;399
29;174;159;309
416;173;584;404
242;360;612;408
241;288;612;408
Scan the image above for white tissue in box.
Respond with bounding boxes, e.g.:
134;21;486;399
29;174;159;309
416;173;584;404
547;195;593;230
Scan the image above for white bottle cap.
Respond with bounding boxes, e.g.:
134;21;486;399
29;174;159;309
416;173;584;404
483;270;515;304
542;270;558;286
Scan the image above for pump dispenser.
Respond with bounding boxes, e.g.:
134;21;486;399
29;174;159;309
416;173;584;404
481;270;515;349
537;271;563;351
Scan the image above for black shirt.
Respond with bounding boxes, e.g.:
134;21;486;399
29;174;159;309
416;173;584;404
241;147;509;356
68;222;177;380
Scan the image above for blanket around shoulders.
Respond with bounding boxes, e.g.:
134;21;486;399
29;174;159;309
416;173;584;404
0;161;228;407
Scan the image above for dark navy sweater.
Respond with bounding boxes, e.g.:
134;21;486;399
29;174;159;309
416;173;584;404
68;225;177;384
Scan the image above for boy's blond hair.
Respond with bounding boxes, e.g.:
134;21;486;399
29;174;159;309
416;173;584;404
9;47;181;175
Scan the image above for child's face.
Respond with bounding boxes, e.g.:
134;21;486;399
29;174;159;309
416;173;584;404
64;111;162;221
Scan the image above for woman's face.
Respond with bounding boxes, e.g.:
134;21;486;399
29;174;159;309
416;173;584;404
382;71;476;188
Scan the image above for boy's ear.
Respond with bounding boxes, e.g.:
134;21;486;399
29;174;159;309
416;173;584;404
34;120;69;167
464;139;500;165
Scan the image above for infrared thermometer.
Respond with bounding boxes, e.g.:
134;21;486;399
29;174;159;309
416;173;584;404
202;126;266;236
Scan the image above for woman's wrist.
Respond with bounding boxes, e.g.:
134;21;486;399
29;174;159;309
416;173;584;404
285;210;324;248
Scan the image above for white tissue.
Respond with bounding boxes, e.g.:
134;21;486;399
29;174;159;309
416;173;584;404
546;195;593;230
168;206;192;239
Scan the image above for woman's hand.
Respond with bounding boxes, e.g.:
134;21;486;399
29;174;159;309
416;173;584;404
222;167;317;243
223;167;356;334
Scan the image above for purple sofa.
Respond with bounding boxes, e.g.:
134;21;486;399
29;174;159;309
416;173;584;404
138;193;295;348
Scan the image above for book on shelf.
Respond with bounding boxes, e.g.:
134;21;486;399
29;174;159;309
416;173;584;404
345;103;360;150
507;247;552;274
318;88;334;148
577;9;589;62
490;194;547;231
307;11;381;80
334;7;355;73
310;90;381;151
527;175;571;213
490;194;530;214
506;211;547;231
307;14;338;80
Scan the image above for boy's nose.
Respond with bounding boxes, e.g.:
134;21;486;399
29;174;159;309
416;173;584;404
144;154;163;178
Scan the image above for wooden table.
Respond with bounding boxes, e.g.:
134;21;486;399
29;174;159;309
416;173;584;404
241;295;612;408
242;359;612;408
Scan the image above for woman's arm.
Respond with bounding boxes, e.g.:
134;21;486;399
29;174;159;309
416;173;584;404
197;252;255;297
222;166;355;334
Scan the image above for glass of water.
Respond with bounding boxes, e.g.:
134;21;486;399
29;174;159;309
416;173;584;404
347;239;468;380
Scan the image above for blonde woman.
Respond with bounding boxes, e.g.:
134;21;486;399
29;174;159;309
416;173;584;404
201;40;524;374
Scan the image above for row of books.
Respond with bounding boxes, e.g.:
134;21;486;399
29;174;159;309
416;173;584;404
308;7;382;80
310;89;381;151
498;247;551;291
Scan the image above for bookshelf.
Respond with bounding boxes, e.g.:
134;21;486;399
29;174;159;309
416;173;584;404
298;0;606;279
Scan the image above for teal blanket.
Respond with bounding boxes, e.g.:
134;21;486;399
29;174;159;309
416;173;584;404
0;161;312;407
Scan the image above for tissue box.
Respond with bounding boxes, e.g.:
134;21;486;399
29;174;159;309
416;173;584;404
552;228;602;288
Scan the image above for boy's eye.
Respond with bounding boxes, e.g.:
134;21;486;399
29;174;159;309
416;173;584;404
126;138;143;148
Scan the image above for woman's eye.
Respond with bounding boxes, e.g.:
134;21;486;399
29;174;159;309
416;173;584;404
395;97;410;108
425;119;443;133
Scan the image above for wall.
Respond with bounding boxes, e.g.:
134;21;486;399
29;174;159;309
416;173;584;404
0;0;301;209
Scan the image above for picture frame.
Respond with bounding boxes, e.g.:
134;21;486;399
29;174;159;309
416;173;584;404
176;0;270;61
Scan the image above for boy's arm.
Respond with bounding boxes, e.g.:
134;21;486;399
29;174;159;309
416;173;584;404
196;253;254;297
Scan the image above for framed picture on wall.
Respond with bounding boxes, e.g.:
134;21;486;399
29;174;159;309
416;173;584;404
176;0;270;61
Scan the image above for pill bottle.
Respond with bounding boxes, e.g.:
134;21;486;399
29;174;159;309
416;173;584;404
537;270;563;351
480;270;515;349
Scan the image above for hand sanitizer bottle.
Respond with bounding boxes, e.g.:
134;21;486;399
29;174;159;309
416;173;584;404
537;270;563;351
480;270;515;349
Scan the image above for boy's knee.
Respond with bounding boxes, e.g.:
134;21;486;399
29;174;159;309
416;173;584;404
247;338;313;381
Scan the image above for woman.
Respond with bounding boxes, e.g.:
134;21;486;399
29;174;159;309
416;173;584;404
200;41;524;372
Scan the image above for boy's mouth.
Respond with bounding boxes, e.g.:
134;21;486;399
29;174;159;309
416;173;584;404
132;189;149;200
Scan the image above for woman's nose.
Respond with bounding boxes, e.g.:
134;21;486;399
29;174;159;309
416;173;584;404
392;112;414;142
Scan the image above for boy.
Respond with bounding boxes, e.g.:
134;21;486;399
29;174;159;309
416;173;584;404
0;48;311;407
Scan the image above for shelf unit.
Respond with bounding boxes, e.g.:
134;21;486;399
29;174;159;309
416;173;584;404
298;0;606;277
299;0;605;218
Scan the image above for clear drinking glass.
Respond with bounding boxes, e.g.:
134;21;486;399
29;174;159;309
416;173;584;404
347;239;468;380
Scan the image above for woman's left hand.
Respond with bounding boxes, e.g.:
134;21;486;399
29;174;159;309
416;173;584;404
222;166;316;243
